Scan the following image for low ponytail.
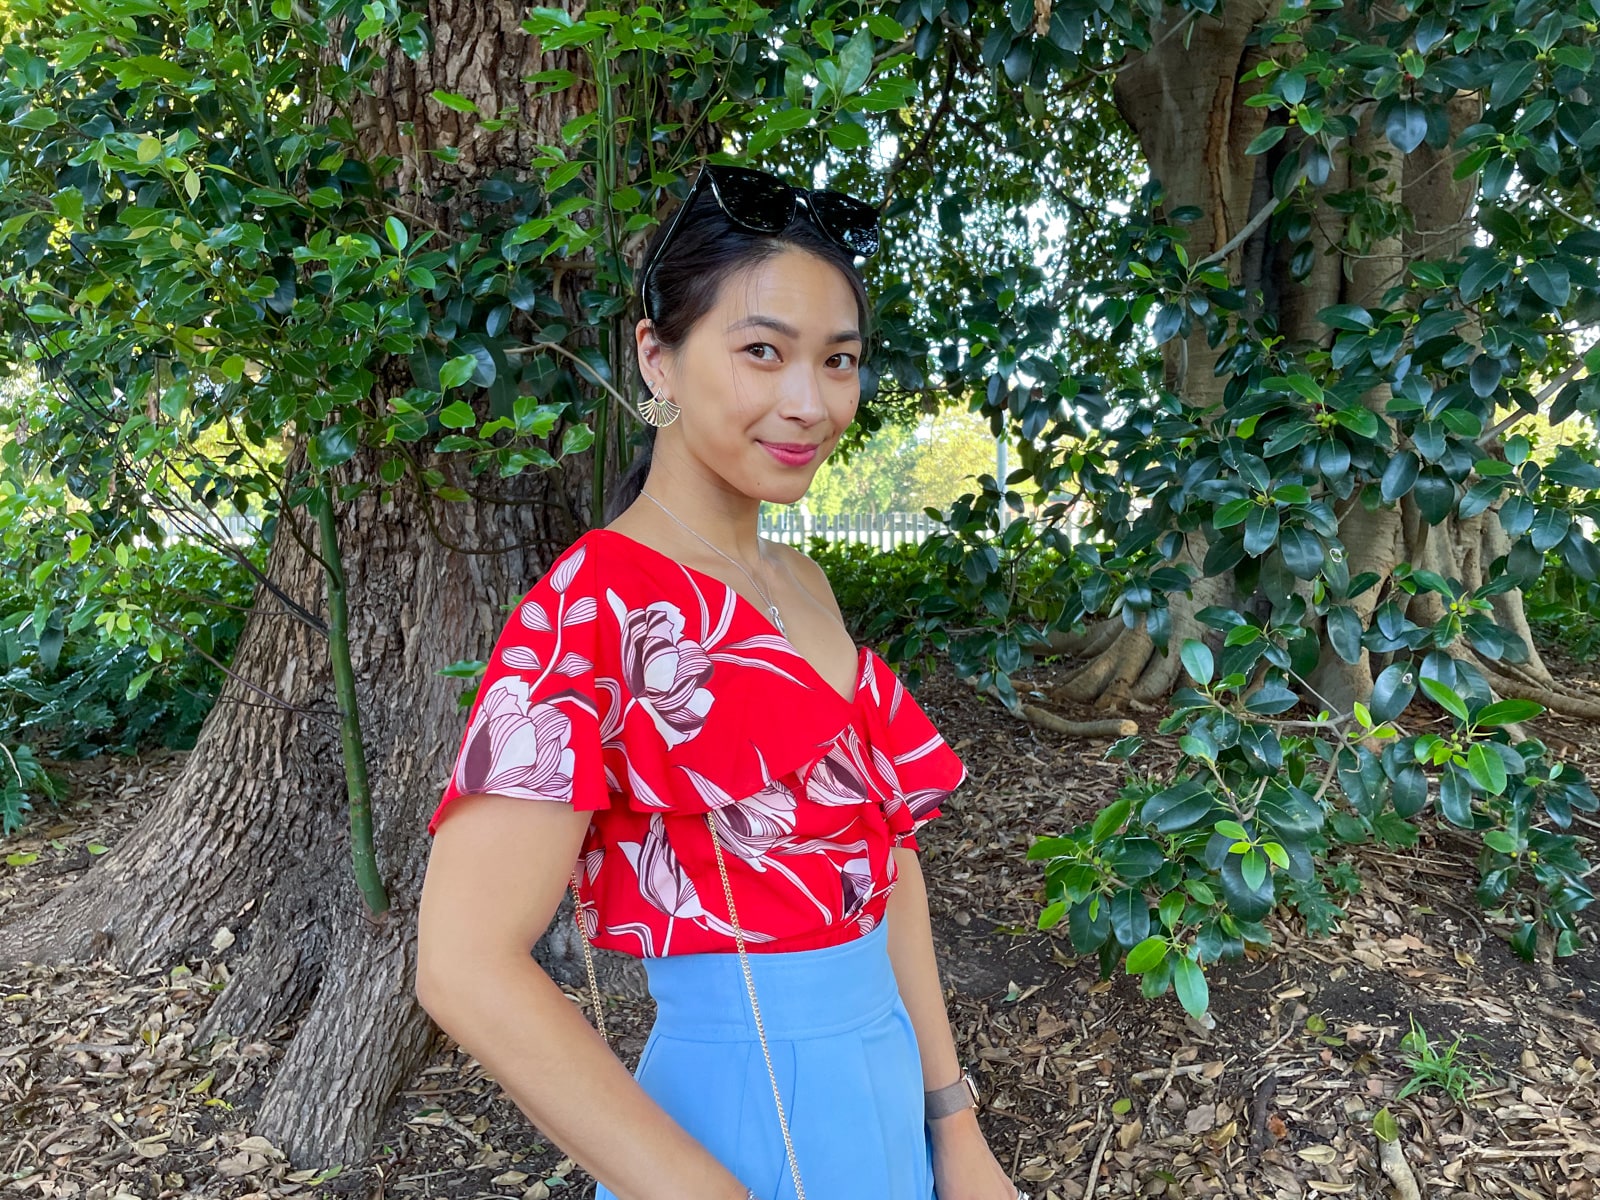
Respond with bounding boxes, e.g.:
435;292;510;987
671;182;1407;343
604;423;656;524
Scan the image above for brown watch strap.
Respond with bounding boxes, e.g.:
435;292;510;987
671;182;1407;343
924;1071;979;1119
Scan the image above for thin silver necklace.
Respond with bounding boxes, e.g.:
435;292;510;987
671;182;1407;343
638;489;786;634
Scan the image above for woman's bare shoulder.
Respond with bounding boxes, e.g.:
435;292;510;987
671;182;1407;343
765;538;846;622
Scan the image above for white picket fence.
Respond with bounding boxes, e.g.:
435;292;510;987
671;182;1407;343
758;509;948;550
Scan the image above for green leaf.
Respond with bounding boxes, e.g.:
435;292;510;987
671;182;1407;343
1482;830;1518;855
1418;676;1469;723
439;354;477;390
1246;125;1288;155
1413;471;1456;526
1279;526;1324;579
439;400;476;429
1240;849;1267;892
1466;743;1508;795
1523;261;1571;307
1172;955;1209;1019
1385;100;1427;154
1488;59;1538;110
1373;1107;1399;1143
1318;304;1375;332
311;424;358;470
1109;888;1151;947
837;29;874;97
1370;663;1417;723
1243;505;1280;557
430;89;478;113
1474;699;1542;727
1090;797;1132;843
385;216;409;253
1125;936;1169;974
1180;639;1214;686
1214;497;1254;529
1325;606;1363;664
826;121;870;151
1141;781;1216;834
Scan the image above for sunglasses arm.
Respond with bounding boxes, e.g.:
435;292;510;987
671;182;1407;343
639;168;710;323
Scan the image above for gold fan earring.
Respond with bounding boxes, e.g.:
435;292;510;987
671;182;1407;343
641;380;680;427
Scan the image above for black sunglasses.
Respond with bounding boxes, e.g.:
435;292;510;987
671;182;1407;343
639;164;881;322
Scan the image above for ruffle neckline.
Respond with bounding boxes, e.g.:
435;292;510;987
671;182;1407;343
584;528;966;830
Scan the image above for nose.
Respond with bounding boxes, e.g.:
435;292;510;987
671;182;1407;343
778;365;830;426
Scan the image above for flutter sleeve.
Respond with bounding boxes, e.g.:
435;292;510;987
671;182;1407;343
861;656;968;853
428;539;614;835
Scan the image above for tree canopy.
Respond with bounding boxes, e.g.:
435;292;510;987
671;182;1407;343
3;0;1599;1162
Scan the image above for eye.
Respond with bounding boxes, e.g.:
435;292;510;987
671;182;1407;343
828;352;858;369
744;342;778;360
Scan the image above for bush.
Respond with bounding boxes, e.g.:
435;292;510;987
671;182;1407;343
1030;641;1597;1020
0;538;256;760
1527;549;1600;663
1;741;58;838
809;522;1090;693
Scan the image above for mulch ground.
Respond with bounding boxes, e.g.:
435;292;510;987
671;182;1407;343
3;653;1598;1200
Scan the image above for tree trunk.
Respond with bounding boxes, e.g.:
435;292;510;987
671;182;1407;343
1054;2;1591;720
0;0;659;1169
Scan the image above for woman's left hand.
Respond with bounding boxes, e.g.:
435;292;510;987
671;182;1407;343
928;1109;1023;1200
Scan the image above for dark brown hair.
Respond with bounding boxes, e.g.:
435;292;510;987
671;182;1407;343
603;180;873;523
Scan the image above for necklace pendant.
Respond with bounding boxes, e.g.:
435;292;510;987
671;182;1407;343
768;604;785;634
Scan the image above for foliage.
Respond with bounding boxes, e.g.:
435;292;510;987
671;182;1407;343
914;0;1600;1016
1527;556;1600;663
1030;643;1593;1020
812;532;1081;675
803;422;921;518
804;410;1014;518
1396;1017;1491;1104
0;533;257;759
1;740;57;838
3;0;1599;1018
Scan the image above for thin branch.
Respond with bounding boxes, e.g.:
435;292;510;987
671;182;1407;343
881;42;959;211
1198;173;1301;269
1477;360;1585;448
1547;197;1600;235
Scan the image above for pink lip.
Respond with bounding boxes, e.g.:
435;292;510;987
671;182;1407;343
760;441;819;466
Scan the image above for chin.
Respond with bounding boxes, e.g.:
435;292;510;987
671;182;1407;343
762;483;812;506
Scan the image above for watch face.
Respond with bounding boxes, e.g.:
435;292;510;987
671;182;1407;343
963;1073;979;1104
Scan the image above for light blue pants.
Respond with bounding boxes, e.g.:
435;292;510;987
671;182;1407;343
595;919;937;1200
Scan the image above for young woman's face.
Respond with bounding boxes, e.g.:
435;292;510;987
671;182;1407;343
650;247;863;505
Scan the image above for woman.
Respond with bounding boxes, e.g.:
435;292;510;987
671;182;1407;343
416;163;1026;1200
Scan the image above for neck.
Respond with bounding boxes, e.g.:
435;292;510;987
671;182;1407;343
638;455;766;563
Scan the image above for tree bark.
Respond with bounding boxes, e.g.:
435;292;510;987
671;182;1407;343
1059;2;1583;720
0;0;658;1169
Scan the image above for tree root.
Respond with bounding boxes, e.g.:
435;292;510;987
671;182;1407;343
1046;620;1123;660
1474;663;1600;721
1377;1135;1423;1200
963;673;1139;738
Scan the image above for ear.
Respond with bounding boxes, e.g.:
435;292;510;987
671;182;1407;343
635;317;669;387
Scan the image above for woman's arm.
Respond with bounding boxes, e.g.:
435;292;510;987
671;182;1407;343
417;794;750;1200
883;847;968;1107
885;847;1020;1199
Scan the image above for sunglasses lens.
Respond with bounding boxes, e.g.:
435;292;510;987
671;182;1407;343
708;165;794;233
808;191;881;257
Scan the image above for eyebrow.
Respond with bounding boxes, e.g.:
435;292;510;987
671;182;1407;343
726;314;862;345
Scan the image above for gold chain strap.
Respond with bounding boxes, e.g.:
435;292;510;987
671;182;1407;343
567;817;807;1200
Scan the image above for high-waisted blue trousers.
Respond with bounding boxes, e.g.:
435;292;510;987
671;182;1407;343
594;919;937;1200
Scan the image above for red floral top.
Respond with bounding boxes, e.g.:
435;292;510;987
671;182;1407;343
427;527;967;958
